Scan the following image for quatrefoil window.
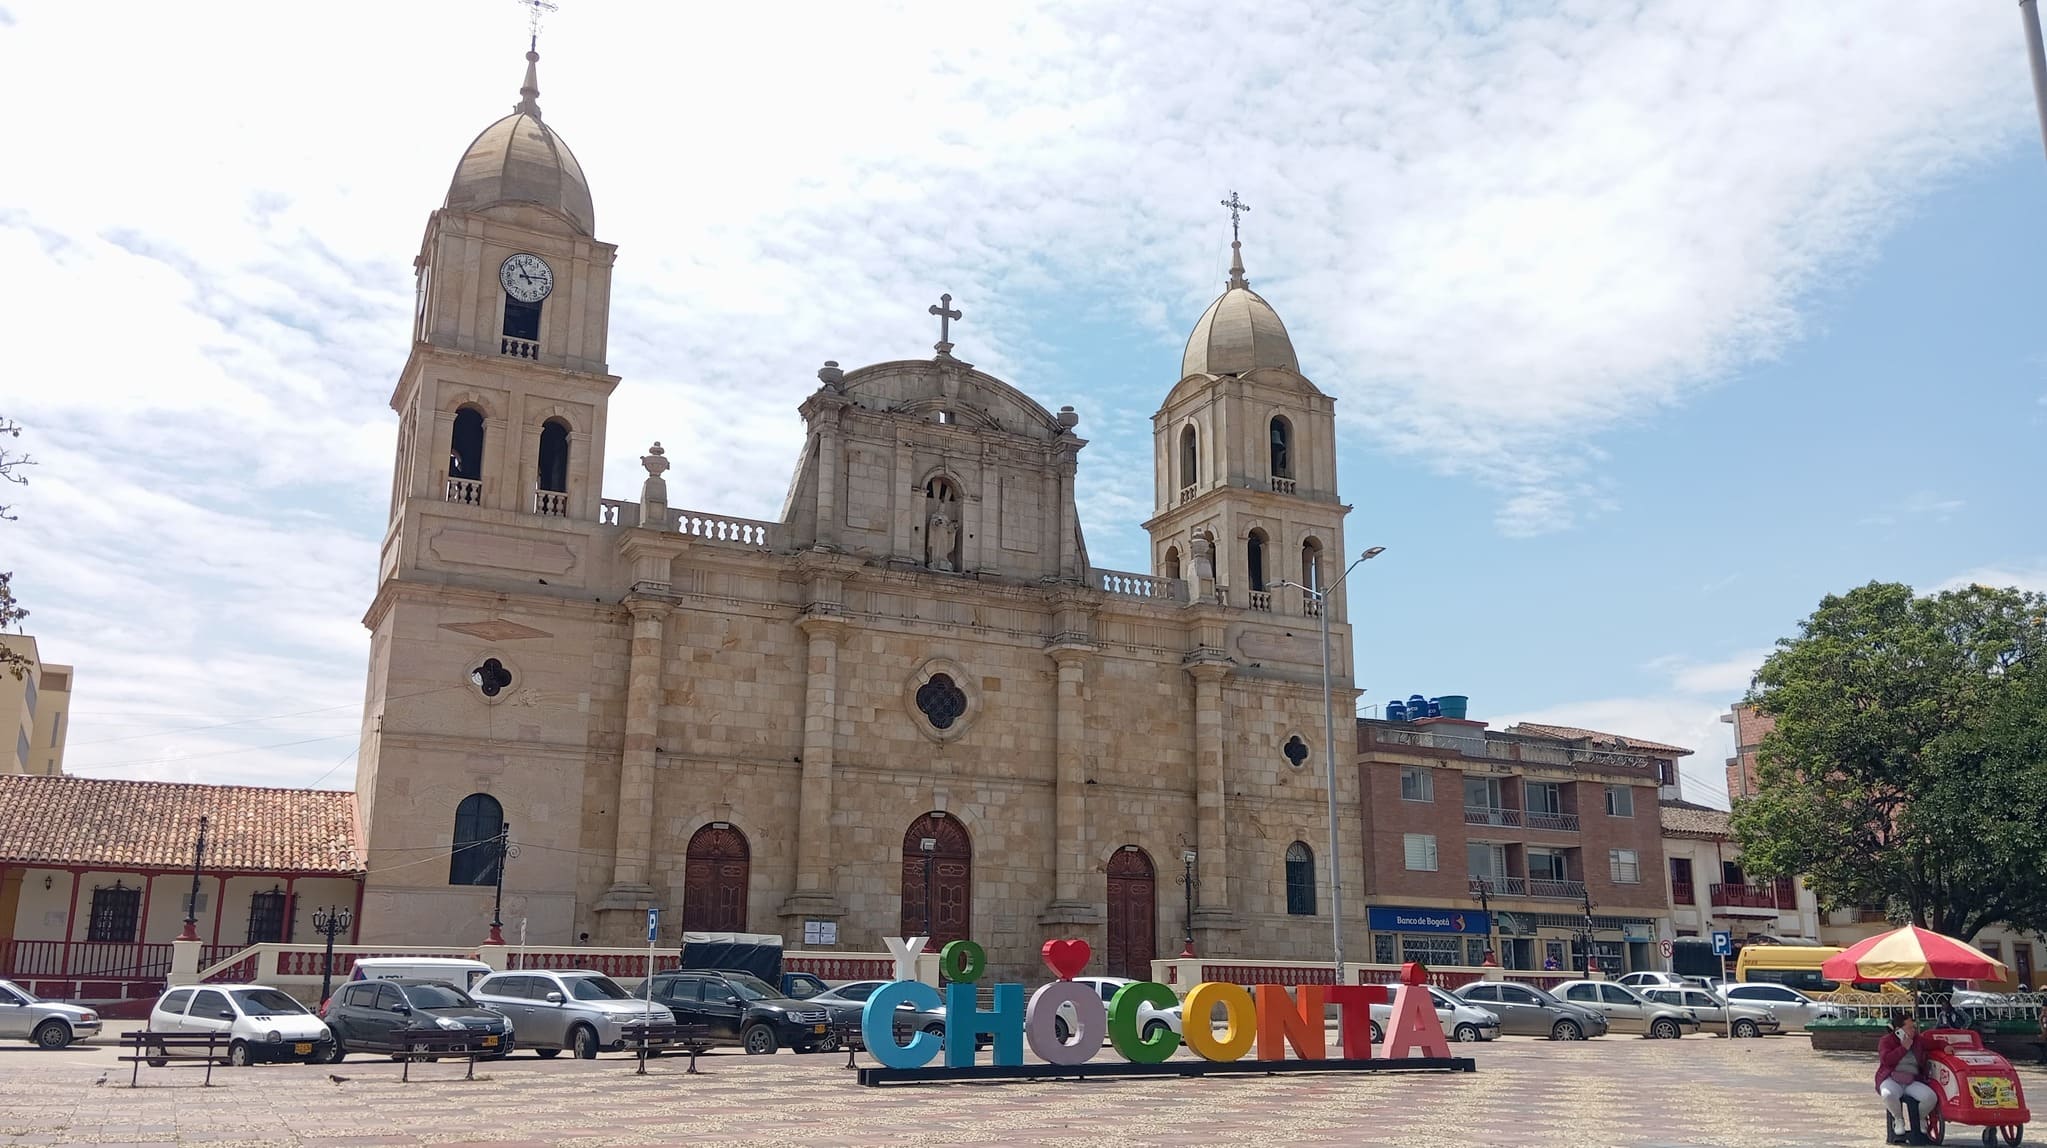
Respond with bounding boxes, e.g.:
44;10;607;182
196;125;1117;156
470;658;514;698
1283;735;1309;768
915;674;968;730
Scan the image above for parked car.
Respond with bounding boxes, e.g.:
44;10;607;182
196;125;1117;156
0;978;100;1049
1368;984;1501;1044
320;977;513;1062
807;978;946;1044
1640;985;1780;1038
1053;977;1183;1044
345;957;495;993
1615;971;1689;992
1454;981;1610;1040
780;972;831;1000
1553;980;1701;1038
1719;982;1842;1032
641;968;833;1055
147;984;332;1066
470;970;675;1059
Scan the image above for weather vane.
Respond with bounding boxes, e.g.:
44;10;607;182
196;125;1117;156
519;0;558;49
1220;190;1250;244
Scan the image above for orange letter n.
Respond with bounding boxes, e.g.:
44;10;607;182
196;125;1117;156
1254;984;1326;1061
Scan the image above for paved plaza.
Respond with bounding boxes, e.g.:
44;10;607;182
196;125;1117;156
2;1025;2041;1147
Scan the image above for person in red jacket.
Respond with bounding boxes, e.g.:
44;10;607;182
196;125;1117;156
1876;1012;1940;1145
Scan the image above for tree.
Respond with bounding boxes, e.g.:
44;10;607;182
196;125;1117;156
1731;581;2047;941
0;415;30;679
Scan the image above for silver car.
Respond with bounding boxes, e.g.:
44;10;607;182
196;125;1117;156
1641;986;1780;1037
470;969;675;1059
1454;981;1611;1039
0;978;100;1049
807;979;945;1042
1719;982;1841;1032
1554;980;1701;1038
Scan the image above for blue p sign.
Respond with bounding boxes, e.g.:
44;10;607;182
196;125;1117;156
647;908;659;943
1711;930;1732;956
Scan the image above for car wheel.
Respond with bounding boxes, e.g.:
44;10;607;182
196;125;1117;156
814;1032;840;1053
571;1025;600;1060
322;1040;347;1064
31;1020;71;1050
1142;1021;1171;1043
535;1047;561;1059
1651;1018;1681;1040
228;1040;252;1067
146;1041;168;1068
921;1022;945;1044
1452;1023;1480;1043
1732;1020;1759;1039
1551;1018;1582;1041
1054;1015;1072;1043
742;1024;778;1055
1369;1020;1385;1045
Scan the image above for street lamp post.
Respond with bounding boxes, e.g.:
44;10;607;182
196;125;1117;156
484;825;519;946
1473;877;1497;966
1580;890;1599;978
312;905;354;1008
1275;545;1385;980
176;815;209;943
919;837;938;939
1178;849;1198;957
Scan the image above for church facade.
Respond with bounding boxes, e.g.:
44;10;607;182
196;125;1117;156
354;49;1363;982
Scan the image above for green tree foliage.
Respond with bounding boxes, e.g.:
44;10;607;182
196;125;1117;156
1731;582;2047;940
0;415;30;679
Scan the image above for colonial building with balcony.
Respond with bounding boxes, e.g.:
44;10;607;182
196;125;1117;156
1659;797;1820;945
1357;709;1677;975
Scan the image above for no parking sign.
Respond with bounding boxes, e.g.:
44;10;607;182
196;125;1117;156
1658;939;1674;959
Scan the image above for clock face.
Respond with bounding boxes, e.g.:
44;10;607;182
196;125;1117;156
499;253;554;303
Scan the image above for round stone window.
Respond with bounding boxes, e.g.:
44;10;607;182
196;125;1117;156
1283;734;1309;768
916;674;968;730
469;657;514;699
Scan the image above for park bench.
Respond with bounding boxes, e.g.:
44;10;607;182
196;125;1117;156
118;1031;231;1087
385;1026;500;1081
834;1012;916;1068
620;1020;714;1075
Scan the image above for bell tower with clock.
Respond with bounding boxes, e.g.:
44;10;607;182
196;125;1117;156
387;41;618;535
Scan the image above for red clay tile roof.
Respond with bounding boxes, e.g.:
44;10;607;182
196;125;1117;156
0;774;362;874
1504;722;1694;756
1660;799;1732;840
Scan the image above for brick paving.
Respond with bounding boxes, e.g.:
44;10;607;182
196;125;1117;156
2;1029;2042;1146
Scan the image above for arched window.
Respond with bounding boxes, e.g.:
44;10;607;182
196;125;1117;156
1269;416;1292;479
682;823;750;932
1301;537;1324;591
1178;425;1199;494
1161;546;1182;580
537;419;571;494
900;813;972;948
450;407;485;481
450;793;505;886
1247;529;1268;592
1285;841;1315;916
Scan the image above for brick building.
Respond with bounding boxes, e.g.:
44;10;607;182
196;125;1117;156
1357;712;1682;975
1720;702;1772;800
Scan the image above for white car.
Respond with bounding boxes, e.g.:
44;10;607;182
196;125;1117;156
1616;971;1690;992
1054;976;1182;1043
1719;983;1841;1032
1368;984;1502;1044
0;979;101;1049
148;984;333;1066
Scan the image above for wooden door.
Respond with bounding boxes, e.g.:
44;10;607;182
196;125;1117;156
1106;847;1156;981
900;814;972;947
682;824;750;933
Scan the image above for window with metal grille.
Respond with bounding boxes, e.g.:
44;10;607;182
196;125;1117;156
246;889;292;944
1284;842;1316;915
86;884;141;943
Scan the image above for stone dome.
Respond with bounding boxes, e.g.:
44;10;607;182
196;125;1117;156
1180;242;1298;377
444;51;595;235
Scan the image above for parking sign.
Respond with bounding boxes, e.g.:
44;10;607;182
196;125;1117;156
647;907;660;943
1711;930;1732;957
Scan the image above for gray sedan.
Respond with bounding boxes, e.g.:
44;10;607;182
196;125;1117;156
0;978;102;1049
1454;981;1611;1040
808;980;951;1046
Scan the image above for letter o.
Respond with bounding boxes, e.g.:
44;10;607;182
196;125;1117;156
863;980;944;1069
938;940;987;983
1026;980;1106;1065
1106;981;1181;1064
1180;981;1256;1062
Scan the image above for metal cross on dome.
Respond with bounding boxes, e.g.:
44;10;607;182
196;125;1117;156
518;0;558;46
1220;190;1250;243
928;292;962;358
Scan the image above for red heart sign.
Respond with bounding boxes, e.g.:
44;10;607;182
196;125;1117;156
1041;938;1091;980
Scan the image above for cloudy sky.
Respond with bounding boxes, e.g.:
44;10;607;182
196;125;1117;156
3;0;2044;808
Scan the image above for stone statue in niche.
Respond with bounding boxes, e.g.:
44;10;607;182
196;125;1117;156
927;508;960;572
1191;534;1215;584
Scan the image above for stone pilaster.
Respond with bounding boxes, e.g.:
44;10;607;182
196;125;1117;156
779;605;850;926
1040;637;1101;932
594;599;667;933
1185;652;1242;942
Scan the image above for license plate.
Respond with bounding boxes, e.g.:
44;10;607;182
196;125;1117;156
294;1043;312;1054
813;1024;827;1034
482;1035;499;1047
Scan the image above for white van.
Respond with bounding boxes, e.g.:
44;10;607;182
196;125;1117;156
347;958;495;991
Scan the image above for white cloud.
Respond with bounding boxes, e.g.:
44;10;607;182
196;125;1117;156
1861;490;1967;527
0;0;2030;786
1931;562;2047;595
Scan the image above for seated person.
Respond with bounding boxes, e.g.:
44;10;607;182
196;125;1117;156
1876;1012;1940;1145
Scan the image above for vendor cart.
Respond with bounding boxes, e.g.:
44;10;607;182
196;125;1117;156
1895;1028;2032;1146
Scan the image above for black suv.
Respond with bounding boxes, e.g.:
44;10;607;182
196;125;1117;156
643;969;833;1054
320;978;514;1062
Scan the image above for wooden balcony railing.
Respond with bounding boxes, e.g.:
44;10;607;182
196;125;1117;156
1710;882;1786;910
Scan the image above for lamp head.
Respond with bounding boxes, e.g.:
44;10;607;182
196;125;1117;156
920;837;938;853
1182;849;1198;864
1361;546;1386;560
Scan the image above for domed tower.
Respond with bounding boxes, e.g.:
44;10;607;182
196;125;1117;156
1145;209;1349;622
387;43;618;530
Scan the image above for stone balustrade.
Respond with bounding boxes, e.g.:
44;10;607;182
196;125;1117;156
671;509;779;549
1094;569;1187;602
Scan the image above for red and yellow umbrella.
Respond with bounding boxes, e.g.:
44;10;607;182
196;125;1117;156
1820;924;2010;983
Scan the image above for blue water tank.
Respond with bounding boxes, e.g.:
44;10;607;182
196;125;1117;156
1386;699;1408;722
1407;694;1428;717
1426;698;1442;718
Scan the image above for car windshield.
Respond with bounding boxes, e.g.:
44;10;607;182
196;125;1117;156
566;976;631;1001
722;973;780;1001
0;980;37;1004
402;984;476;1009
231;989;306;1014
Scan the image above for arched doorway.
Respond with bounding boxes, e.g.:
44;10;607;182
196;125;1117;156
1106;846;1157;980
682;823;750;933
900;813;972;947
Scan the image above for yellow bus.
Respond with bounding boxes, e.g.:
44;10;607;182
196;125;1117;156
1734;944;1846;992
